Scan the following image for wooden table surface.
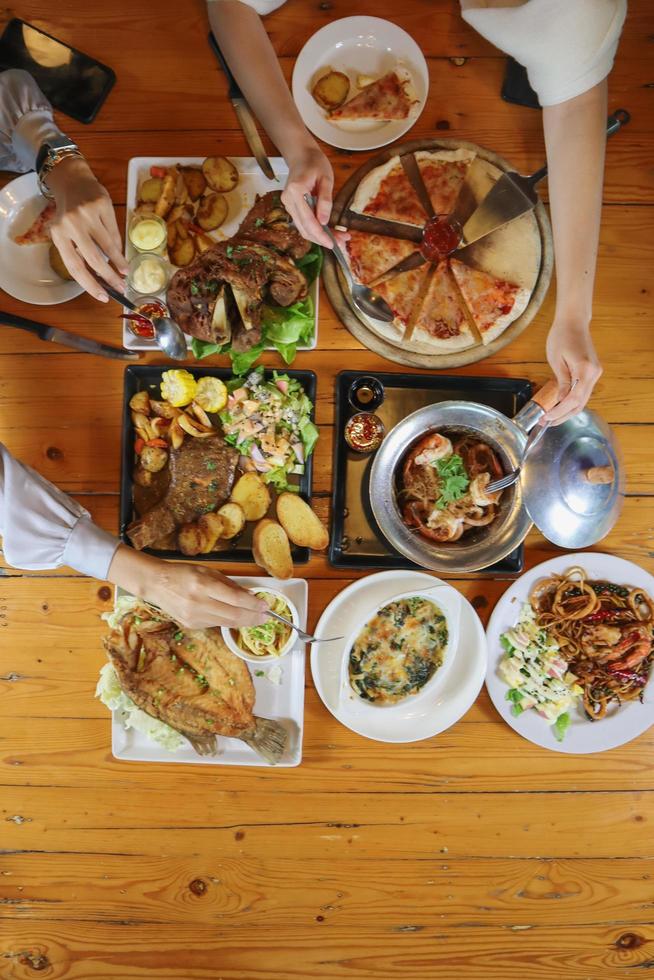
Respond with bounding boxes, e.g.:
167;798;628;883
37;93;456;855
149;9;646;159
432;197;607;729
1;2;653;977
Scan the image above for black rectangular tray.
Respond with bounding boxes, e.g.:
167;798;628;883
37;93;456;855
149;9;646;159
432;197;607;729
330;371;533;575
120;365;317;563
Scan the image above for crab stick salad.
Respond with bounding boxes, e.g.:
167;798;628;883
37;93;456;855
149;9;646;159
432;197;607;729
219;367;318;492
499;603;583;741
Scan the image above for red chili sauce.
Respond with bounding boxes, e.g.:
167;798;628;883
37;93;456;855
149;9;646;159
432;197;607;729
420;216;462;263
124;300;167;339
344;413;385;453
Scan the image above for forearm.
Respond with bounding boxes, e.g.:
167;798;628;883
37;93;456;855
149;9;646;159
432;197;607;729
543;80;607;327
207;0;316;162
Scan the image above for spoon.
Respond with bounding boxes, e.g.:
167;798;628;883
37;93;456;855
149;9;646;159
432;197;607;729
95;275;188;360
303;194;395;323
267;609;344;645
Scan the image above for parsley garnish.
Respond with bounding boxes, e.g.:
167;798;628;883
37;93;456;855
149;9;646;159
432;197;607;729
205;460;217;471
433;454;469;509
190;280;200;295
254;217;264;228
226;245;234;258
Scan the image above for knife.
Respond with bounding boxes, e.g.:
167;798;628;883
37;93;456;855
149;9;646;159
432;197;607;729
337;210;424;244
208;31;276;181
455;109;631;250
0;311;140;360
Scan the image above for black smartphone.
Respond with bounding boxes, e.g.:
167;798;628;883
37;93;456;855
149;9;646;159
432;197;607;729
0;19;115;124
501;57;540;110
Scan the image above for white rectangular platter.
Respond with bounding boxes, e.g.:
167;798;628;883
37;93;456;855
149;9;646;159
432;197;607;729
111;577;307;767
123;156;319;353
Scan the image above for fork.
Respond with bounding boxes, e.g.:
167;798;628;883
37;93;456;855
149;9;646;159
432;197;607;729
267;610;344;645
486;420;550;494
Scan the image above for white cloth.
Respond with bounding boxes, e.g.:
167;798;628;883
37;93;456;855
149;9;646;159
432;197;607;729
0;443;118;577
211;0;626;106
0;68;68;172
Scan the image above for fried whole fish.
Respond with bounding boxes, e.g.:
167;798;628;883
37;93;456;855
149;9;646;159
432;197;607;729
103;603;287;763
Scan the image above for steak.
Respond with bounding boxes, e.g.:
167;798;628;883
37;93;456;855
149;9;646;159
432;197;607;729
103;603;288;762
127;435;239;550
236;191;311;260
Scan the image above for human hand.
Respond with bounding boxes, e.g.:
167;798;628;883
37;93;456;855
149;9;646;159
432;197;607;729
544;320;602;425
107;546;269;630
282;143;335;248
46;155;128;302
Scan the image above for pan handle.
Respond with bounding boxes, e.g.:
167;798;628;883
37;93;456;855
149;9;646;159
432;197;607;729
514;379;560;434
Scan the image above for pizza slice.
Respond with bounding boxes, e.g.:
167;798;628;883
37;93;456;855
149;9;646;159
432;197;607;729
449;257;530;345
415;150;475;217
13;201;57;245
409;260;478;352
346;230;419;286
330;69;416;122
373;263;431;330
350;156;428;226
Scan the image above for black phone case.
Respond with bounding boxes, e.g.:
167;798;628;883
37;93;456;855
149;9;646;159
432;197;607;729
0;18;116;124
501;57;540;110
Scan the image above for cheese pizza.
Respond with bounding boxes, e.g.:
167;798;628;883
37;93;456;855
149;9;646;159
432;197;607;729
350;156;428;226
330;69;417;123
373;264;431;329
449;257;530;345
13;201;57;246
416;149;475;217
346;230;418;285
408;261;478;351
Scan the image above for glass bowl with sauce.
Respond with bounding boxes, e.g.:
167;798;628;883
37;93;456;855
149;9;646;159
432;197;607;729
128;212;167;254
344;412;385;454
348;375;385;413
128;253;170;296
123;296;167;340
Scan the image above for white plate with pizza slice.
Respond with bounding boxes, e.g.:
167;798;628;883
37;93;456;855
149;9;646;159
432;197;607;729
292;17;429;151
0;173;83;306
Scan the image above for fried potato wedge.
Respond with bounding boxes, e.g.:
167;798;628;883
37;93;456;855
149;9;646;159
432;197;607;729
217;502;245;540
178;523;204;556
312;70;350;110
168;416;185;450
196;192;228;231
150;399;181;419
276;492;329;550
178;413;214;438
169;237;195;268
253;519;293;580
194;231;216;253
49;243;74;281
230;473;271;521
155;173;176;218
182;167;207;201
198;512;224;553
202;156;239;193
139;177;163;204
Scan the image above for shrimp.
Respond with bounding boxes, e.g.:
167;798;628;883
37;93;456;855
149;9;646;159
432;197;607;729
580;624;623;660
412;434;453;467
469;472;501;507
402;503;463;542
606;627;653;672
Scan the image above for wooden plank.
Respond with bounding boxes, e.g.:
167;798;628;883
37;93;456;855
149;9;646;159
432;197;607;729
1;852;654;928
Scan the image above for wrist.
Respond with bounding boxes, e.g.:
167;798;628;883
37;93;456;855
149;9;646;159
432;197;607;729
44;153;93;196
285;136;322;167
107;544;156;599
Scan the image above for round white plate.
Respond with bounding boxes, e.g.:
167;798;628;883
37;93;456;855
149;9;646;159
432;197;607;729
486;552;654;754
0;173;83;305
310;570;487;743
292;17;429;151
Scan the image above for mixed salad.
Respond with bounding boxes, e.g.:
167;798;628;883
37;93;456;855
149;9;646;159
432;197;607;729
220;366;318;492
499;603;583;742
191;244;322;374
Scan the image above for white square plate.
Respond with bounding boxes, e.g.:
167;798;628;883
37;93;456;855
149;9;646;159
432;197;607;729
123;156;319;352
110;577;307;767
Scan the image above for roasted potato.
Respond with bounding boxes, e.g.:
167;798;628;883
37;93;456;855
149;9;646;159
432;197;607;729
139;177;163;204
150;399;181;419
169;416;185;450
252;519;293;580
133;202;156;217
178;523;204;556
217;502;246;540
129;391;151;414
230;472;271;522
168;203;194;224
198;512;224;553
169;237;195;268
155;173;176;218
133;466;154;488
174;171;188;206
194;231;216;253
49;244;73;281
167;220;177;250
196;192;228;232
277;492;329;550
312;70;350;110
175;219;190;240
182;167;207;201
140;445;168;473
132;411;156;441
202;156;239;193
356;73;376;89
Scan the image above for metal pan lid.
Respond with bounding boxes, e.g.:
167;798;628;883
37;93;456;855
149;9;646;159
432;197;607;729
521;409;624;549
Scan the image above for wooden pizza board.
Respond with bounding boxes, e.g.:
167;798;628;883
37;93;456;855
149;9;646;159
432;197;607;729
323;137;553;369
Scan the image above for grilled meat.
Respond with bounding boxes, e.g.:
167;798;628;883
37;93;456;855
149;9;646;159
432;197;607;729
165;193;313;348
236;191;311;260
127;435;239;551
103;604;288;762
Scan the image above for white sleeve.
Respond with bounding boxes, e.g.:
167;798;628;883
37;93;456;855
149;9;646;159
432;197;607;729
0;68;69;173
0;443;119;578
461;0;627;107
207;0;287;15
